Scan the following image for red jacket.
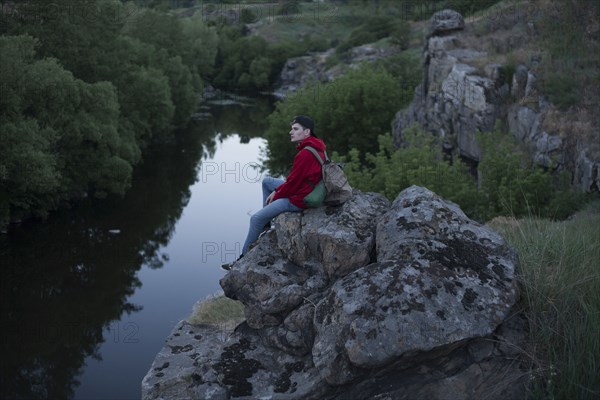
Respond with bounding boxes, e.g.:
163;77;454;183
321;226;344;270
272;136;327;209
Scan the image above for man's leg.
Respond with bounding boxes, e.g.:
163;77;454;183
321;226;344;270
262;176;285;207
242;198;301;255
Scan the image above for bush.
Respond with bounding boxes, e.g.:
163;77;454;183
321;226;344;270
542;73;579;111
263;66;412;175
336;16;401;54
476;124;587;221
390;22;411;50
334;122;588;222
339;127;482;215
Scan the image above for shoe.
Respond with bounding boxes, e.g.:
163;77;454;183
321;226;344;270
221;261;234;271
221;254;243;271
258;222;273;240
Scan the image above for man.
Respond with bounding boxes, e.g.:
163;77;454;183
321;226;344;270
222;115;326;270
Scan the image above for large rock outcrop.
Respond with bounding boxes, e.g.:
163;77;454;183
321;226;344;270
142;188;528;399
392;9;599;192
272;44;400;99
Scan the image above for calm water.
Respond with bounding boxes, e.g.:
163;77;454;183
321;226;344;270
0;98;275;399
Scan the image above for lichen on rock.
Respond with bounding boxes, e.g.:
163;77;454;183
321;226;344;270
143;187;527;399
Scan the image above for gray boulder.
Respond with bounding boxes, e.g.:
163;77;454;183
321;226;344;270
143;319;330;400
312;186;519;385
274;190;390;280
144;187;527;399
430;9;465;36
220;231;326;329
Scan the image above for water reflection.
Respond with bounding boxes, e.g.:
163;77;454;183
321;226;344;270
0;97;274;399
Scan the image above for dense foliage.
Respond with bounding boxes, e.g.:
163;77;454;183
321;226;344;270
211;23;329;92
340;123;587;222
0;0;218;226
263;59;421;175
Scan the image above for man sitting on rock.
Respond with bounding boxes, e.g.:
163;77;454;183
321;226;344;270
222;115;327;270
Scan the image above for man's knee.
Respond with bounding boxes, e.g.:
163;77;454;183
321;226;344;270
250;212;266;226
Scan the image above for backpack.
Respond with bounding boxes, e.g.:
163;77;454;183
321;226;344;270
303;146;353;207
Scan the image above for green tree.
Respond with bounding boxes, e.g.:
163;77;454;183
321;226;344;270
0;2;221;227
0;35;128;223
4;0;125;83
117;66;175;146
264;66;412;175
180;14;219;79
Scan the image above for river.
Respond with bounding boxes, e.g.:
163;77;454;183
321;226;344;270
0;97;275;399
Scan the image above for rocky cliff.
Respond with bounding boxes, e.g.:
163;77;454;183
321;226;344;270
392;9;599;193
142;187;528;399
272;44;401;99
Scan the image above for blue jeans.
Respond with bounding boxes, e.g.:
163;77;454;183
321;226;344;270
242;176;302;255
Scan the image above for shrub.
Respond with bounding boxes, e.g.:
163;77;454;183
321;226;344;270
336;16;399;54
263;66;411;175
332;122;588;222
339;127;482;216
390;22;411;50
541;73;579;111
476;124;587;221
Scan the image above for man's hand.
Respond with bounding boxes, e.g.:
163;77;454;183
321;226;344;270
266;191;276;205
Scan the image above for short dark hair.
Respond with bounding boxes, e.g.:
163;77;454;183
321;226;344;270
291;115;317;137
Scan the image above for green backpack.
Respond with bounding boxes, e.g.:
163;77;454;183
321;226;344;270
303;146;353;208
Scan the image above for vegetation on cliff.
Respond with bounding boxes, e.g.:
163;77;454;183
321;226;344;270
339;123;588;222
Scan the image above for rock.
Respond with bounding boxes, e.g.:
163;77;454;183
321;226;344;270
330;312;528;400
144;187;527;399
220;231;324;329
430;9;465;36
393;10;500;158
508;104;539;142
511;65;529;101
272;49;336;99
576;152;600;193
272;44;400;99
274;190;390;280
144;321;330;399
392;9;598;192
141;321;231;400
312;186;519;385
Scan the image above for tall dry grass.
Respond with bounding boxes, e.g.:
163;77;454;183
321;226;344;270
489;201;600;399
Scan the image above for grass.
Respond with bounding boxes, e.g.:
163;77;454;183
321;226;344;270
488;200;600;399
187;293;245;329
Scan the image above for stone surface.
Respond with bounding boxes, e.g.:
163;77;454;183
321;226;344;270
312;186;519;385
143;320;330;400
220;231;325;329
274;190;390;280
143;186;528;400
392;10;599;192
430;9;465;36
328;312;529;400
141;321;231;400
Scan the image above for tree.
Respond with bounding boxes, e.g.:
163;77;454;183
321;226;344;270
264;66;410;175
0;35;128;223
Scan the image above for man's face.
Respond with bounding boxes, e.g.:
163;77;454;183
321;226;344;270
289;123;309;143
